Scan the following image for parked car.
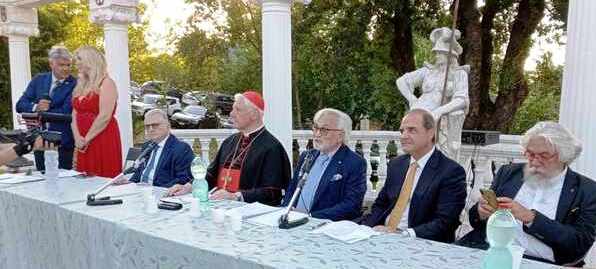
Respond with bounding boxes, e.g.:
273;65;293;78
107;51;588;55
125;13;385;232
181;91;208;106
131;94;182;117
130;81;141;99
217;115;235;129
207;93;234;115
170;105;208;128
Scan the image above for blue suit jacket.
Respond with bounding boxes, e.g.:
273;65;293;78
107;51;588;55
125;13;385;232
362;149;467;243
16;72;76;148
130;135;195;188
462;163;596;266
282;145;367;221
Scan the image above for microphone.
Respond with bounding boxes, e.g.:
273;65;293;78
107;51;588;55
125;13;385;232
123;141;158;175
279;151;316;229
86;141;158;206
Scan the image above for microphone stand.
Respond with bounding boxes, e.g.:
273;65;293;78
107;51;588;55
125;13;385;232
279;152;314;229
86;179;123;206
86;142;157;206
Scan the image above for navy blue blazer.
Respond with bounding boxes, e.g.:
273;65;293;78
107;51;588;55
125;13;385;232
362;149;467;243
130;135;195;188
16;72;76;148
282;145;367;221
462;163;596;266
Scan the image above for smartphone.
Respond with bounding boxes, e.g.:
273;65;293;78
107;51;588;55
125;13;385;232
479;188;498;209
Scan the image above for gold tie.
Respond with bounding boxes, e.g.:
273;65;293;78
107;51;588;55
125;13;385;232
386;162;418;231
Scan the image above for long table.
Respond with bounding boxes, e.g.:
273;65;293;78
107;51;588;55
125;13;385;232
0;176;560;269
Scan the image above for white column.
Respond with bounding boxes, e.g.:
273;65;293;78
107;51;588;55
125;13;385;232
89;0;139;160
0;6;38;129
261;0;293;162
559;0;596;179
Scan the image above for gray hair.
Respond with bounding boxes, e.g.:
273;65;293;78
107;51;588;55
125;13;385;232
521;121;582;165
313;108;352;143
234;93;263;119
145;109;170;126
48;46;72;61
406;108;436;130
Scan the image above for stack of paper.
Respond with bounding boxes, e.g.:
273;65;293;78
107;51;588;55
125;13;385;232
225;202;281;219
246;209;308;227
311;220;380;243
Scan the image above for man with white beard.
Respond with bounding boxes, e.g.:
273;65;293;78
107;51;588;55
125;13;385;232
457;121;596;267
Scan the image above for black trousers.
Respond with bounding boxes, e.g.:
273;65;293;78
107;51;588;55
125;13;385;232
34;146;74;172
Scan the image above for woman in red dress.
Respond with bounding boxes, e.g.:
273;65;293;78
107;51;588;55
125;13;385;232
71;46;122;178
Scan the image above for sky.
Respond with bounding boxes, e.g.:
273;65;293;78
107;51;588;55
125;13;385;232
139;0;566;70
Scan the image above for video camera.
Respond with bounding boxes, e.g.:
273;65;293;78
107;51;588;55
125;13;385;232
0;112;72;146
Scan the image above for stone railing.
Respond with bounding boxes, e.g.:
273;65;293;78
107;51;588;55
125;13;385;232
171;129;525;191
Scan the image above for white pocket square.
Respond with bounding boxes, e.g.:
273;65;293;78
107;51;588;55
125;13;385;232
331;174;343;181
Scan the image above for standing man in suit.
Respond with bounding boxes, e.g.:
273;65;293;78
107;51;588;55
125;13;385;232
458;122;596;266
16;45;76;171
114;109;194;187
362;108;467;243
282;108;366;221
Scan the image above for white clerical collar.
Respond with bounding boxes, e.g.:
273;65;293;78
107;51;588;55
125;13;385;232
243;125;265;137
410;146;435;170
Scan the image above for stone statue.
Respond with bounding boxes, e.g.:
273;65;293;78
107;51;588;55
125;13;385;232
396;27;470;160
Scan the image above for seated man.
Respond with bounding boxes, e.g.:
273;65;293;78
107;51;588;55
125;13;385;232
115;109;194;187
168;91;291;206
458;121;596;266
361;109;467;243
282;108;366;221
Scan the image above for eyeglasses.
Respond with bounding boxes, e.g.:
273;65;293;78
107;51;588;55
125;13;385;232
524;150;556;162
312;125;343;136
144;122;164;130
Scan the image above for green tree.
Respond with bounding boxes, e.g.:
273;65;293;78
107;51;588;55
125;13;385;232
510;53;562;134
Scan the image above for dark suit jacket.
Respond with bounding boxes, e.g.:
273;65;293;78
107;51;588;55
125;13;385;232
282;145;367;221
461;163;596;266
130;135;195;188
362;149;467;243
16;72;76;148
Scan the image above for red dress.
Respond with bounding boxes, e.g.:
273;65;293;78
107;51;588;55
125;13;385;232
73;92;122;178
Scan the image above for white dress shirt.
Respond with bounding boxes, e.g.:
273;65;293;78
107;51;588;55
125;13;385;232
386;146;436;237
144;134;170;184
513;167;567;262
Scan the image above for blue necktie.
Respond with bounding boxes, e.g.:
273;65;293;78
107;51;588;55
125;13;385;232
297;154;330;212
140;146;159;183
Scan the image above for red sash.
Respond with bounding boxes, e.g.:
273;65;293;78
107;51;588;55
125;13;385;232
217;167;241;192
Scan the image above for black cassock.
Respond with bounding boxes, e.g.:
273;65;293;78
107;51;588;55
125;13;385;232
205;128;291;206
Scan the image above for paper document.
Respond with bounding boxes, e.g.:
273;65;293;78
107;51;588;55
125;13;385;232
311;220;380;243
58;169;83;178
247;209;308;227
225;202;281;219
0;174;44;184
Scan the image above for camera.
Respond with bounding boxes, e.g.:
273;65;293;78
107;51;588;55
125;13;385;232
0;112;71;146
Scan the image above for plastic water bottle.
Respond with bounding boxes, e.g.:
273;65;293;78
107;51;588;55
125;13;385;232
44;150;59;180
191;156;209;209
483;208;517;269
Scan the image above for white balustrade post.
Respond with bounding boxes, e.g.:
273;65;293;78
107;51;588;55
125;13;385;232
377;140;389;180
199;139;211;161
361;140;373;176
297;139;309;154
89;0;139;160
0;6;38;129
